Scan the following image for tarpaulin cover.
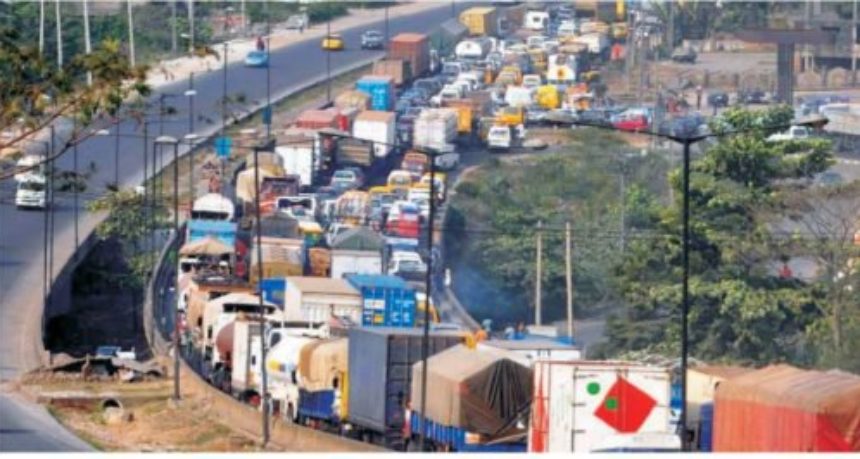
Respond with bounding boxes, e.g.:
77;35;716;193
298;338;348;392
411;344;532;435
714;364;860;452
179;236;232;256
235;164;284;203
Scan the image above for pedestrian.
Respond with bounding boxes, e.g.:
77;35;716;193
256;36;265;52
696;85;703;110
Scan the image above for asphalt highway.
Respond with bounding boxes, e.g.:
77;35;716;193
0;4;454;451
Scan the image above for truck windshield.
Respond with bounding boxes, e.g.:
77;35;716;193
19;181;45;192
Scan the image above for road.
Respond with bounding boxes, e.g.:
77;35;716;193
0;4;456;451
0;393;92;451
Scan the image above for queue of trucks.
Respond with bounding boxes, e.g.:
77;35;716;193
168;2;859;453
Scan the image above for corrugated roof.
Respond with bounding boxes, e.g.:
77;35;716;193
286;276;359;296
331;227;384;251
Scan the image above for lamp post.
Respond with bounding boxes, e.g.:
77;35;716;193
156;134;181;401
417;145;437;452
184;133;199;202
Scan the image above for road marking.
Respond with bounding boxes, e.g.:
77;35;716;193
837;158;860;165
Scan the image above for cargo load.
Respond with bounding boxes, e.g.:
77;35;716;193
298;338;350;422
334;136;374;168
459;6;498;37
388;33;430;77
345;274;416;327
307;247;331;277
411;344;533;437
413;108;458;152
347;327;465;450
713;364;860;452
275;141;318;188
334;90;371;112
295;109;341;130
186;219;238;248
331;227;384;280
356;76;395;111
353;110;396;158
528;361;675;453
372;58;413;87
455;38;492;61
235;163;285;204
249;237;305;285
440;100;474;134
283;276;362;324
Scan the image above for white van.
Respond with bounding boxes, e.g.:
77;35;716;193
525;11;550;31
15;173;47;209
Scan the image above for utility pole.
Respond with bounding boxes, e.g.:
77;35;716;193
241;0;246;35
55;0;63;68
39;0;45;56
127;0;136;67
82;0;92;86
534;220;543;326
565;222;574;340
853;0;858;86
114;123;121;186
265;0;272;139
619;161;627;250
384;6;389;46
326;20;332;102
187;0;195;53
171;1;178;54
73;118;79;252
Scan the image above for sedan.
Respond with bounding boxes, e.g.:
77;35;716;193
330;167;365;191
707;92;729;108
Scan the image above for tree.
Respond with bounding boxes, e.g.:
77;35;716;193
606;106;848;369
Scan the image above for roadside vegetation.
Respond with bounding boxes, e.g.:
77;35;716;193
450;106;860;372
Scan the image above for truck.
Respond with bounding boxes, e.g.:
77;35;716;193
248;237;305;286
347;327;465;450
276;142;318;188
547;53;579;85
528;361;676;453
266;331;321;421
356;76;395;111
413;108;458;153
372;59;413;87
297;337;350;425
191;192;235;221
15;172;47;209
388;33;430;78
330;227;385;280
459;6;498;37
408;344;532;452
487;124;525;151
352;110;396;159
573;33;610;56
333;135;375;169
283;276;362;325
345;274;417;328
713;364;860;452
455;38;492;61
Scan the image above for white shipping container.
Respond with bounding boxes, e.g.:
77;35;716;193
413;108;458;151
283;277;363;324
573;33;609;55
330;249;383;280
275;143;317;187
352;111;396;158
529;361;674;453
505;85;535;108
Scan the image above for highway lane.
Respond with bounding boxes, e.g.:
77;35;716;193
0;393;93;451
0;5;456;451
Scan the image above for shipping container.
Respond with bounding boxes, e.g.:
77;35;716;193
283;276;362;324
413;108;458;152
372;58;413;87
347;327;465;450
713;364;860;452
459;6;498;37
388;33;430;77
356;76;395;111
353;110;396;158
345;274;417;328
698;403;713;452
409;345;532;451
259;278;286;307
275;142;318;188
528;361;674;453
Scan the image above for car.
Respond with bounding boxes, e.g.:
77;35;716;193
360;30;384;50
671;47;697;64
707;91;729;108
244;50;268;67
321;34;344;51
414;78;443;97
285;13;309;31
387;250;427;280
767;126;811;142
329;167;365;191
738;89;768;104
433;152;460;171
325;222;355;247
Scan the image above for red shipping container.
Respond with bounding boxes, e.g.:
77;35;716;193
388;33;429;78
294;109;340;130
714;364;860;452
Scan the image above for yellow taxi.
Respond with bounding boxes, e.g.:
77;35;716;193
321;34;344;51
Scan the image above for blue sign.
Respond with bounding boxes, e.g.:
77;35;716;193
186;219;237;247
214;136;232;159
263;106;272;125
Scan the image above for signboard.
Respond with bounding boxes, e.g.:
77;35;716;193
214;136;232;159
186;219;238;248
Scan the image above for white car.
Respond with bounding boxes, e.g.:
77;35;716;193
388;250;427;277
434;151;460;171
15;173;46;209
766;126;810;142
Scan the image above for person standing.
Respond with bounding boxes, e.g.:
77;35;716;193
696;85;703;110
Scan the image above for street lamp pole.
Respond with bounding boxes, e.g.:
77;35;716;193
680;138;691;451
157;135;181;401
418;146;437;452
326;20;332;102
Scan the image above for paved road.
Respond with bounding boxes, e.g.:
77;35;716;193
0;393;93;451
0;4;456;451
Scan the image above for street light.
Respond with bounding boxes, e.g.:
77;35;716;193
155;134;181;402
184;133;200;202
566;113;828;451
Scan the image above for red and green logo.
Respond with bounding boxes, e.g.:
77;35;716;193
589;377;656;433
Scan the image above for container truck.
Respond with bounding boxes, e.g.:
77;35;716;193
297;337;350;426
455;38;493;61
275;142;318;188
413;108;458;153
574;33;610;56
334;90;371;112
344;274;417;328
408;344;532;452
249;237;305;286
265;331;320;421
528;361;676;453
459;6;498;37
347;327;465;450
372;59;413;87
330;227;384;280
388;33;430;77
356;76;395;111
282;277;362;325
713;364;860;452
352;110;396;159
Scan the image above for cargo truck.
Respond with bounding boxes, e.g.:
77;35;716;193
459;6;499;37
528;361;676;453
388;33;430;77
372;59;413;87
347;327;465;450
345;274;417;328
296;337;350;427
275;142;318;188
352;110;396;159
355;76;395;111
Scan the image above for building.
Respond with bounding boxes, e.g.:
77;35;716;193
284;277;362;325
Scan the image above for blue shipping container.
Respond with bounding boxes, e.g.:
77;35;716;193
699;402;714;452
356;76;394;111
187;219;237;247
298;389;338;422
409;413;527;452
259;278;286;307
346;274;416;328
